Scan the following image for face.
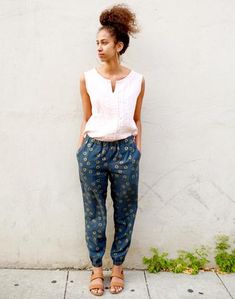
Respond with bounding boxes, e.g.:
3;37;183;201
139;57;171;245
96;29;123;61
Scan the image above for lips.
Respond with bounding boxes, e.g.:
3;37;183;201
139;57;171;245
98;53;104;56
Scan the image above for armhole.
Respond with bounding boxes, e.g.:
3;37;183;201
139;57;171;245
137;73;144;96
83;71;89;95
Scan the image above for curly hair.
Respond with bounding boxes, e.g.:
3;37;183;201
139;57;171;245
98;3;140;55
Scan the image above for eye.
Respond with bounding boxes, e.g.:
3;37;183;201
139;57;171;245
96;41;108;45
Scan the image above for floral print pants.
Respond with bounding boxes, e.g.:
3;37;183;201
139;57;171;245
76;134;141;267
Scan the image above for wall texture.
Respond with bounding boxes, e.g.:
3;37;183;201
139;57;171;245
0;0;234;269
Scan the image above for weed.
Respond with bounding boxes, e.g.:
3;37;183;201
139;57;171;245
214;235;235;273
143;245;209;275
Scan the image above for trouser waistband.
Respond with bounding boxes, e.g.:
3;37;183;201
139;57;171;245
85;134;135;145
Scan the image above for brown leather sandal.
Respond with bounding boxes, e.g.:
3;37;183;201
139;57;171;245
109;267;125;294
89;270;104;296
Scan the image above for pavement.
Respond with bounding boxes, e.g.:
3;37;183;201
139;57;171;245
0;268;234;299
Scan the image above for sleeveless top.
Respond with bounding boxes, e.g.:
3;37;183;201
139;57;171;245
82;67;143;141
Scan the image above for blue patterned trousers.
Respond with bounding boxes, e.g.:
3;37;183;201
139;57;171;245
76;134;141;267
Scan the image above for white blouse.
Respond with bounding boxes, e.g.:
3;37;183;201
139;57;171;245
82;67;143;141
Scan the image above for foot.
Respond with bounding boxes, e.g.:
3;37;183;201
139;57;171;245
89;266;104;296
109;265;124;294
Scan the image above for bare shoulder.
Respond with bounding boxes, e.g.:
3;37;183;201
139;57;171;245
138;74;145;96
136;72;145;85
141;75;145;85
80;72;85;82
79;72;89;95
79;72;87;88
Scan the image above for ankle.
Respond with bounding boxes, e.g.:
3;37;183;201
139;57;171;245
112;264;123;269
93;266;103;270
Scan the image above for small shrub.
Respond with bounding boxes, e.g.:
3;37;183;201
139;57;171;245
143;248;170;273
214;235;235;273
143;245;209;275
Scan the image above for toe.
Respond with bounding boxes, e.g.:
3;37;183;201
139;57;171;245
92;288;99;294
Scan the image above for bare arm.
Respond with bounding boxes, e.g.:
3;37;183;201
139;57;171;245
77;73;92;149
133;76;145;153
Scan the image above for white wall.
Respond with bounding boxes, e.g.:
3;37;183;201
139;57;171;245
0;0;234;269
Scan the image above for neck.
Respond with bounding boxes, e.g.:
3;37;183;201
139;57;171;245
100;61;122;74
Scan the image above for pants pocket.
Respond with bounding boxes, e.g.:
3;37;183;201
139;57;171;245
76;140;86;157
133;141;141;157
133;141;141;159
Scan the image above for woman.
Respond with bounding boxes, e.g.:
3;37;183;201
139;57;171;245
76;3;145;296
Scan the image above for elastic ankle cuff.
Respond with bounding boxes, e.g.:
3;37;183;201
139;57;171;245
112;260;124;266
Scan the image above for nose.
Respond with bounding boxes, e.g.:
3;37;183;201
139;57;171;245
97;44;102;51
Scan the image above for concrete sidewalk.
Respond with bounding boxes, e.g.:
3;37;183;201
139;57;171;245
0;268;234;299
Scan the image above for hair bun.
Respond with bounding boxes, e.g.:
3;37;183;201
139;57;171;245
101;19;114;27
99;4;140;36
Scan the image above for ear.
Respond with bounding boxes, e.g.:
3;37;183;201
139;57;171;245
117;41;124;53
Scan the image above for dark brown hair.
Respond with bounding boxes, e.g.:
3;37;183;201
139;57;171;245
98;3;140;55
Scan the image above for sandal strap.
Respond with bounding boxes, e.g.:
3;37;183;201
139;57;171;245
90;271;104;281
110;269;124;280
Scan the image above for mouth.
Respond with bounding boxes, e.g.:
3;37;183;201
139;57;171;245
98;53;104;57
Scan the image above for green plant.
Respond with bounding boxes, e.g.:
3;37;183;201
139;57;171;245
143;247;170;273
143;245;209;275
169;246;209;274
214;235;235;273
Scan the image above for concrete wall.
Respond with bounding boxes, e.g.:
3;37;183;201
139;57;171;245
0;0;234;269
